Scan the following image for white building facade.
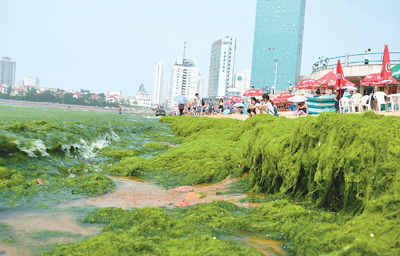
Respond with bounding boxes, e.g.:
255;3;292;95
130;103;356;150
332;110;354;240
168;57;203;108
19;77;40;88
135;84;151;107
152;62;164;105
207;37;236;98
227;69;251;96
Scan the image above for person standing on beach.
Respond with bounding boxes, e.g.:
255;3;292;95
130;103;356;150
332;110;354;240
194;93;202;116
288;84;293;93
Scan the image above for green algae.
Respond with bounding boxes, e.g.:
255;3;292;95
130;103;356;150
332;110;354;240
143;142;172;151
0;106;174;209
43;201;264;256
100;148;143;159
0;222;15;243
105;157;151;176
57;173;115;196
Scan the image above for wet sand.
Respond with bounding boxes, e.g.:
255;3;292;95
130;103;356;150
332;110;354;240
62;176;248;209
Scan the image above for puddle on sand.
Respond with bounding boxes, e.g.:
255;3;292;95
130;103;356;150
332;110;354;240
62;176;247;209
0;210;101;256
0;175;283;255
223;235;286;256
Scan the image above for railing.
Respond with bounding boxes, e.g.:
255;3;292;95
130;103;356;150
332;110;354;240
312;52;400;72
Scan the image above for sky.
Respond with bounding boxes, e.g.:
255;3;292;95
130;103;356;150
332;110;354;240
1;0;400;97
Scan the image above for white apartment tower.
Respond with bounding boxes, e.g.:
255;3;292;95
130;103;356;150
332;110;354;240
168;57;202;108
207;37;236;98
152;62;164;105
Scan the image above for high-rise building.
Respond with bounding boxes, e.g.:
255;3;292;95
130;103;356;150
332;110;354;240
0;57;16;88
168;57;202;107
250;0;306;92
19;76;40;88
208;37;236;98
228;69;251;96
152;62;164;105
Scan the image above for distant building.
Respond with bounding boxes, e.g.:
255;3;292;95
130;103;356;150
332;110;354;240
38;87;58;94
165;80;171;104
228;69;251;96
208;37;236;98
19;77;40;89
80;89;91;94
11;87;28;96
0;57;16;88
152;62;164;105
250;0;306;91
0;84;8;94
168;57;203;107
135;84;151;107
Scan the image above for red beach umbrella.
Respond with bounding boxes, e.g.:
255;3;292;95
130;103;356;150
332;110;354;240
295;79;320;90
316;72;337;87
336;60;346;89
274;92;295;103
243;89;264;97
228;96;244;102
360;73;398;86
381;45;393;109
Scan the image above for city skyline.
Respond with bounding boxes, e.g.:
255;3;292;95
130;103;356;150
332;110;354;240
2;0;400;97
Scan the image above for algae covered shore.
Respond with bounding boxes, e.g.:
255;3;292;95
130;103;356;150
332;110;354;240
1;105;399;255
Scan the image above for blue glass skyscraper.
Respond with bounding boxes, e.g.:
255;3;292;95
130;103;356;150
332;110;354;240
250;0;306;91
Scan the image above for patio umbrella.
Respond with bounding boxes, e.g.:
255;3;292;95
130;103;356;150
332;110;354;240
360;73;398;86
228;96;244;101
288;95;307;103
274;92;295;103
173;95;188;105
341;80;357;91
392;64;400;80
243;89;264;97
295;79;320;90
381;45;393;109
316;72;337;87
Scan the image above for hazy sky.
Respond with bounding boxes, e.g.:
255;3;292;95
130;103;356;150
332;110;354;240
1;0;400;96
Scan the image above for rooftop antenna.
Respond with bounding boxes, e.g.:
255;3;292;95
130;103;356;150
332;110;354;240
183;42;187;58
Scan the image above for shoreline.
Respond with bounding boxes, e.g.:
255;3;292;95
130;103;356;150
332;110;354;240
0;99;155;115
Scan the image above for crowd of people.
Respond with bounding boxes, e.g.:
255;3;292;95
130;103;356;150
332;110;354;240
176;93;279;117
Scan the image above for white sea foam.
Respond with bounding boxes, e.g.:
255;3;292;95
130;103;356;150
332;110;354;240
15;139;50;157
62;130;120;159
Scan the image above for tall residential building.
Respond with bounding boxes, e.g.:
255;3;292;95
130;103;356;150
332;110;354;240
152;62;164;105
228;69;251;96
168;57;202;107
250;0;306;91
0;57;16;88
208;37;236;98
19;76;40;88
